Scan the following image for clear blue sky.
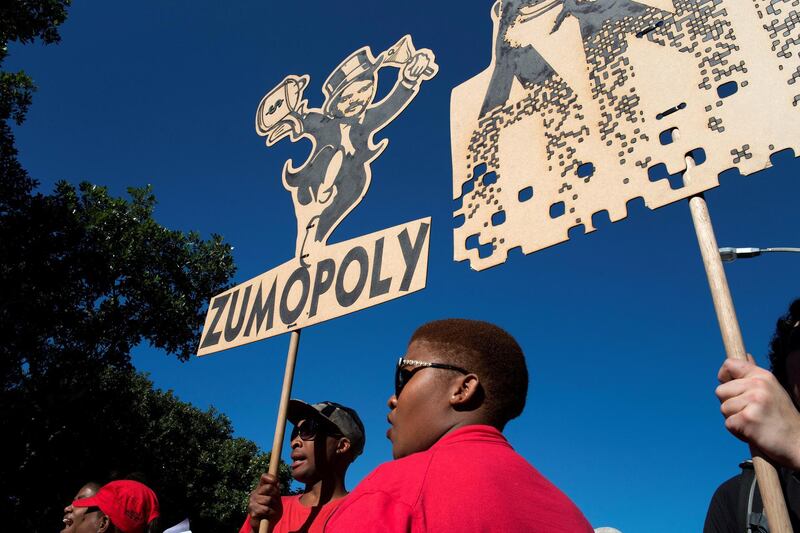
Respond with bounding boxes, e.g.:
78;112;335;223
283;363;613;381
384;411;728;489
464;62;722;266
8;2;799;531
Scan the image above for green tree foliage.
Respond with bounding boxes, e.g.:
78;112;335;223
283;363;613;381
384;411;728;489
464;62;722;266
0;1;71;205
0;182;262;530
0;2;291;531
1;181;237;388
3;366;293;531
0;0;70;127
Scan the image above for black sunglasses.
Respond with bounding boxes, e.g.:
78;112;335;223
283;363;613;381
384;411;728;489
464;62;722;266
290;418;341;442
395;357;470;398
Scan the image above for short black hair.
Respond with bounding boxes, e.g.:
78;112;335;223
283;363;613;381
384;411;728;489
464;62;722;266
410;318;528;429
768;298;800;389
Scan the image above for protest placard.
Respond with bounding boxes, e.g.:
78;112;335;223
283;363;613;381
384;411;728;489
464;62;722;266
198;219;430;356
451;2;798;528
198;34;438;532
452;0;799;269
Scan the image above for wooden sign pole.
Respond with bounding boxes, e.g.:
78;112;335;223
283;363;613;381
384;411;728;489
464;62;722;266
687;191;792;532
681;142;791;532
259;329;302;533
448;3;796;528
194;34;435;533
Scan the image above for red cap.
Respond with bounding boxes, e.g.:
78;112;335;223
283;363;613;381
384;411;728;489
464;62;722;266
72;480;160;533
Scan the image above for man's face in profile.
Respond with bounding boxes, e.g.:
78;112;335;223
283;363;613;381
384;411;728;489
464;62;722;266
289;418;343;484
387;341;455;459
61;484;98;533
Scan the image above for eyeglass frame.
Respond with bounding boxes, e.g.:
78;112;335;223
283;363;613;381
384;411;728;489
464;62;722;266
290;417;342;442
395;357;470;398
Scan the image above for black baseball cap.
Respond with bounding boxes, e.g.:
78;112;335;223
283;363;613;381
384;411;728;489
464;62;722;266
287;400;366;456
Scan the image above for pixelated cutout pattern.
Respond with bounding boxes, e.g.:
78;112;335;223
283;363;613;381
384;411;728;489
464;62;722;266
452;0;799;270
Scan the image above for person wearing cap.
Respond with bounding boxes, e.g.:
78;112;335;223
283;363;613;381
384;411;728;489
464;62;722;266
241;400;365;533
323;319;593;532
70;479;160;533
61;481;101;532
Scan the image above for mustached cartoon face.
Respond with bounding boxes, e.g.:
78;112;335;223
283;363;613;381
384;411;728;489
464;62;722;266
331;79;376;118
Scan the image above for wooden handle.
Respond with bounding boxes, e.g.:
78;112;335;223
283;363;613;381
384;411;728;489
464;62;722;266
688;195;747;360
259;329;302;533
688;194;792;533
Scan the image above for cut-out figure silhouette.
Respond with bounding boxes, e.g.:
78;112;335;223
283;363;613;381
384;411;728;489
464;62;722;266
256;36;437;266
550;0;650;37
481;0;662;116
481;0;558;116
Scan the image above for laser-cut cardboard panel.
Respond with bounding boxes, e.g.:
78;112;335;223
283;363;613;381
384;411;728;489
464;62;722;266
257;35;438;267
197;219;431;356
198;36;438;355
451;0;799;270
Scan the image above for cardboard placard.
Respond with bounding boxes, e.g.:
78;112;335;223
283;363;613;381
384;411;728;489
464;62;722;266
198;35;438;355
452;0;800;270
198;218;430;356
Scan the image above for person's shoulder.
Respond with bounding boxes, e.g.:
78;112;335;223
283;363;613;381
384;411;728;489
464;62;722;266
323;455;433;531
315;494;348;522
711;467;748;503
280;493;304;509
337;450;433;510
360;450;434;488
703;465;750;533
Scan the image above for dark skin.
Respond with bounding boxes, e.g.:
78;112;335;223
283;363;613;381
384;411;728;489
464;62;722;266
387;340;491;459
72;508;112;533
247;419;352;532
61;483;100;533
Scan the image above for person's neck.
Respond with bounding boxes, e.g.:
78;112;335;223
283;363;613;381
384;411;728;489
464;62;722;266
298;474;348;507
442;415;498;437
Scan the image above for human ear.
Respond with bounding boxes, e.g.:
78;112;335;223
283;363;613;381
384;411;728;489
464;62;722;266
450;374;482;408
97;514;111;533
336;437;352;455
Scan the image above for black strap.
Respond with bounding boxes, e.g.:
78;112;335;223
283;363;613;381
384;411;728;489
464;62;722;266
739;460;770;532
738;461;756;532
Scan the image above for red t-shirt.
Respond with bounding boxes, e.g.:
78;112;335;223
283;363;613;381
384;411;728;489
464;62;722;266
238;494;345;533
324;425;593;532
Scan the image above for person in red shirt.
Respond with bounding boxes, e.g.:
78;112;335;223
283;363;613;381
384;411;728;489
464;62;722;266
70;479;160;533
324;318;594;532
241;400;365;533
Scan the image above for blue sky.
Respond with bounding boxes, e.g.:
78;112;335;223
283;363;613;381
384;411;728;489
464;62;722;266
8;2;800;531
